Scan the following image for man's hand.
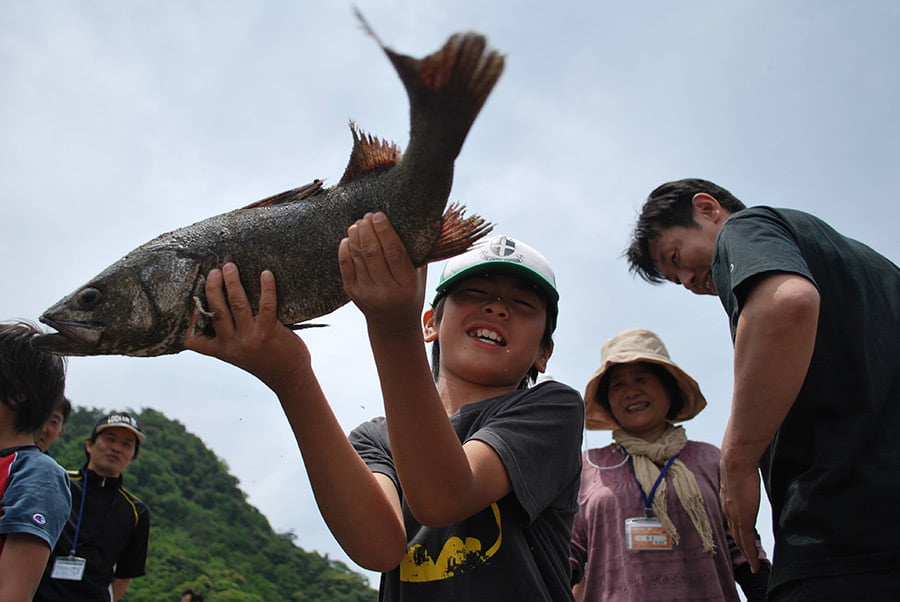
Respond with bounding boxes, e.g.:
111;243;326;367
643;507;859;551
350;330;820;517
720;450;762;573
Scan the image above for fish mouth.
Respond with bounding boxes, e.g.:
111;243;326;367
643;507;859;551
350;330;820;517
33;316;103;355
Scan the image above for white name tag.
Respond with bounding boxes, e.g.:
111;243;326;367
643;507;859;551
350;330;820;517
625;517;672;551
51;555;87;580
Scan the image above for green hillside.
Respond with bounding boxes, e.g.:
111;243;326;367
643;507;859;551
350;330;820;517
48;407;377;601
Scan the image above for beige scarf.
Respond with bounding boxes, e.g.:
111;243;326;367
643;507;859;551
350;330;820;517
613;424;717;554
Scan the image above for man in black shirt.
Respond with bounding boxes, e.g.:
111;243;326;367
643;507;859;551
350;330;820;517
36;412;150;602
626;178;900;600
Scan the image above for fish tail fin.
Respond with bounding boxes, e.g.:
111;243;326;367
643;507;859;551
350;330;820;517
425;202;494;262
355;9;505;160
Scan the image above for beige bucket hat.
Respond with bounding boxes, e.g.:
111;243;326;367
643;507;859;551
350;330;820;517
583;328;707;430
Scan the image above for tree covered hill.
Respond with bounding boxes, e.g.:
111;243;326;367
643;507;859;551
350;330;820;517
49;406;377;601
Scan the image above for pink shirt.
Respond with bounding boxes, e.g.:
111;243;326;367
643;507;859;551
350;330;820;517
570;440;765;601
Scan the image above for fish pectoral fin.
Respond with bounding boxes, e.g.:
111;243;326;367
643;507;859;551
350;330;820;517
338;122;401;185
242;179;326;210
286;322;330;331
191;296;217;337
425;202;494;262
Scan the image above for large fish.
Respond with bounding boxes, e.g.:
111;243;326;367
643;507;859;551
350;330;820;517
34;16;502;357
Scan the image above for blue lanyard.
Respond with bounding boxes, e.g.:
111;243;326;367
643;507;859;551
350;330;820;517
69;471;89;556
628;453;679;517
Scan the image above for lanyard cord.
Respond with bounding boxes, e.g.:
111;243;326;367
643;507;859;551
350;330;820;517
628;453;679;517
69;472;89;556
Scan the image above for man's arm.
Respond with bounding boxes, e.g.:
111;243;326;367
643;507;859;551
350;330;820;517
720;272;819;571
339;213;513;527
0;533;51;602
185;263;407;572
112;577;131;600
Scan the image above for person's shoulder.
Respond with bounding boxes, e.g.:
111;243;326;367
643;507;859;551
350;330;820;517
528;379;582;401
119;485;151;513
683;439;722;463
584;443;620;463
14;447;68;476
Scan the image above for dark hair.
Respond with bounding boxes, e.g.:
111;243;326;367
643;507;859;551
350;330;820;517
0;321;67;434
428;289;555;389
182;589;204;602
596;362;684;421
55;396;73;423
626;178;746;283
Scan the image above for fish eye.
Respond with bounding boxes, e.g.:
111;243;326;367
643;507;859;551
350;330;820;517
76;287;102;309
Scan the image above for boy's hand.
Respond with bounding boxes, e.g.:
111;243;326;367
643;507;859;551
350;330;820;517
339;212;427;332
185;263;312;394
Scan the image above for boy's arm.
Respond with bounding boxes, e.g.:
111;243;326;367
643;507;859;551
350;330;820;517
719;271;819;572
185;264;406;571
0;533;50;602
339;213;512;527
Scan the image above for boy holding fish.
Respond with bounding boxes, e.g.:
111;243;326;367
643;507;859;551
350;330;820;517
186;212;583;600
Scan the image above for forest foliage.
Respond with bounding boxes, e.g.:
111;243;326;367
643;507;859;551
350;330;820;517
49;406;377;601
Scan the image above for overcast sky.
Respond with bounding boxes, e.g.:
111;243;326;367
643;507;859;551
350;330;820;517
2;0;898;588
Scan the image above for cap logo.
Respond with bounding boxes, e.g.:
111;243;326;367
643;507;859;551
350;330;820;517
107;414;139;429
33;513;47;525
481;236;525;265
488;236;517;258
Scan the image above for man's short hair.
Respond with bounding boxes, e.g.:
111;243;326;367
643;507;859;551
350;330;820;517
626;178;746;283
182;589;204;602
55;395;73;423
0;321;66;434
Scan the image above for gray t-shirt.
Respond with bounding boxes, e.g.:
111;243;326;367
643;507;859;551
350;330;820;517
351;380;584;601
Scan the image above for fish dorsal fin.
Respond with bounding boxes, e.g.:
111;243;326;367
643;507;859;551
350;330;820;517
339;122;401;185
425;202;494;262
242;179;325;210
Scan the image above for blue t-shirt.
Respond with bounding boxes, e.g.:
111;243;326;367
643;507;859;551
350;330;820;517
0;445;72;552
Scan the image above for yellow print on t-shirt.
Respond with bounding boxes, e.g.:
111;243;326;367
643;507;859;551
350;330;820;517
400;503;503;582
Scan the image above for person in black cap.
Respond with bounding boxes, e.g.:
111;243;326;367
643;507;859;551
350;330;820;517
35;412;150;602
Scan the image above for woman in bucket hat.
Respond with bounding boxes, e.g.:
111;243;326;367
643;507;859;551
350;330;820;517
569;328;769;601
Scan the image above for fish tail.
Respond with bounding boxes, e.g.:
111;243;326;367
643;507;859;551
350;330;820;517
356;9;505;160
425;202;494;262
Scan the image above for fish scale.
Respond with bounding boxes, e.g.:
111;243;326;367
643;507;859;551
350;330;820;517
34;16;502;357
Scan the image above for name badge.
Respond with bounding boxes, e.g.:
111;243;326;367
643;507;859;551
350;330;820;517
51;555;87;580
625;517;672;551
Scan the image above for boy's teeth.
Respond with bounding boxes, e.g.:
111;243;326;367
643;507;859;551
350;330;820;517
474;328;503;343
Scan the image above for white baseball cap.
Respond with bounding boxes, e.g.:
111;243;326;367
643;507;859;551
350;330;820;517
433;235;559;328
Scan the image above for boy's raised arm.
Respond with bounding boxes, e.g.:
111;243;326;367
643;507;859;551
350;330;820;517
185;264;406;571
339;213;512;527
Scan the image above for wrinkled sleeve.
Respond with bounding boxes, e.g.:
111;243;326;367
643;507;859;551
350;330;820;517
569;483;589;585
471;381;585;523
349;416;398;492
0;453;71;549
114;499;150;578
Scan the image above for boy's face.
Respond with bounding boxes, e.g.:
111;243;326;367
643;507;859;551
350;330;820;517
34;409;65;451
86;427;137;477
426;274;552;388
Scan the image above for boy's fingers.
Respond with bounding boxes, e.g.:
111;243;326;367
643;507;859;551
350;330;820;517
203;268;235;339
221;263;253;324
257;270;278;319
